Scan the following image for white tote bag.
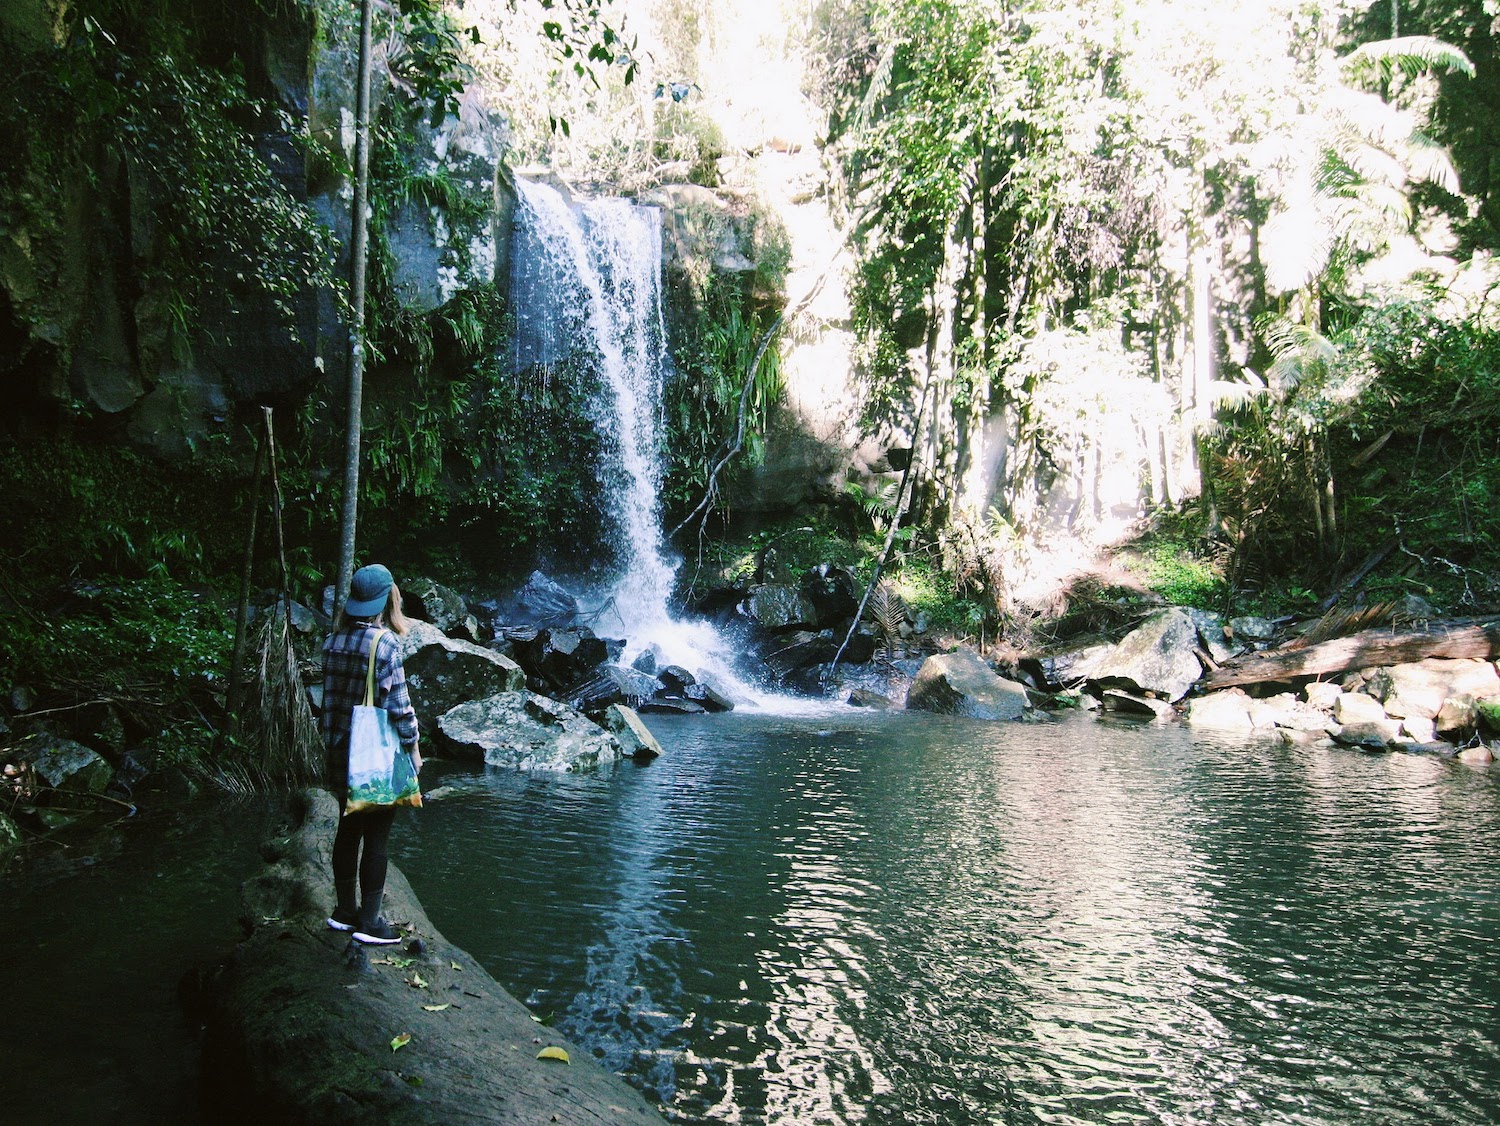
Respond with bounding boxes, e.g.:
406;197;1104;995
345;628;422;813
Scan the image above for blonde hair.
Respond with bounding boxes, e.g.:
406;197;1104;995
384;583;411;635
334;579;411;634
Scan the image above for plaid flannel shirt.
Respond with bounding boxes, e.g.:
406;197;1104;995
320;623;420;759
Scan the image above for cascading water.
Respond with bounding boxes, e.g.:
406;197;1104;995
509;178;768;704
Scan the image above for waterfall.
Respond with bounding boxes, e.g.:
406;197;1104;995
509;178;763;699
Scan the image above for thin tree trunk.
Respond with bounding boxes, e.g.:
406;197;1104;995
225;432;267;730
336;0;375;612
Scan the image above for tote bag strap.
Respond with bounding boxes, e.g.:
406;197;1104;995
362;628;388;708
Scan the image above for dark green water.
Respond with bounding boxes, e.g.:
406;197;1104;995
2;796;286;1125
392;710;1500;1125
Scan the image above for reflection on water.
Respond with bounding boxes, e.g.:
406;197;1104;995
396;712;1500;1125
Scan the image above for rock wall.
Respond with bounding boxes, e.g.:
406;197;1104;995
0;0;512;460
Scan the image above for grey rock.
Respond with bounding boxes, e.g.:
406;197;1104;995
1187;690;1255;731
25;736;113;796
1182;607;1241;663
438;691;622;771
402;576;478;639
1436;693;1480;737
1100;690;1174;719
743;584;818;632
1092;609;1204;703
1023;641;1115;690
1332;691;1387;725
398;621;526;740
604;704;664;760
1332;719;1402;748
906;650;1032;721
1229;616;1278;645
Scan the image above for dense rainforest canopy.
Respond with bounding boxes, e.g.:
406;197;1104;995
0;0;1498;780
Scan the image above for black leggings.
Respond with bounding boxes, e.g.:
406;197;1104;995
332;805;398;899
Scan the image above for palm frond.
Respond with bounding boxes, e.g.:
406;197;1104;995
1402;132;1462;194
1342;35;1475;87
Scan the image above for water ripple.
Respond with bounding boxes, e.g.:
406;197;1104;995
395;711;1500;1125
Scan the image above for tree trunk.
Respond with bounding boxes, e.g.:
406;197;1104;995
335;0;375;611
1201;621;1500;690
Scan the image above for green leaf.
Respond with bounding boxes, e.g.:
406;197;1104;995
391;1033;412;1052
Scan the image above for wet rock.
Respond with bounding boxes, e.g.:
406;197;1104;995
402;576;479;640
761;631;838;680
684;682;735;712
437;691;622;772
1457;746;1495;766
1187;690;1255;731
638;698;707;715
1091;609;1204;703
800;564;859;628
24;735;113;797
569;665;661;713
200;790;664;1124
907;650;1032;721
631;647;660;675
604;704;664;760
1332;719;1402;749
398;621;526;741
742;584;817;632
508;570;582;628
657;665;697;692
1101;690;1174;719
506;626;612;694
1477;699;1500;735
848;688;895;709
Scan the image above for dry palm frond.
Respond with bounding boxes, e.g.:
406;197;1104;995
1294;600;1399;648
248;600;322;786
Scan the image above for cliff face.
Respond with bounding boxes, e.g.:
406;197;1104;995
0;0;511;460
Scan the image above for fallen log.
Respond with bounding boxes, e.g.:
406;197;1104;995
1200;619;1500;691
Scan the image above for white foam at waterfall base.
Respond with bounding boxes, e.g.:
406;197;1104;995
511;179;836;716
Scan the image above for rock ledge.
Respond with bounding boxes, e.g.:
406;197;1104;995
197;789;665;1125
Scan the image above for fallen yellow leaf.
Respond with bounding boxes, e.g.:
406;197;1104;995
536;1046;570;1064
390;1033;412;1052
409;971;429;989
423;1004;449;1012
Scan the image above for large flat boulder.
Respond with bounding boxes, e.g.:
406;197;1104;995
198;789;664;1125
906;650;1032;721
438;691;623;771
398;621;525;741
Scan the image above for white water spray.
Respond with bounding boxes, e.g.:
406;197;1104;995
510;178;776;704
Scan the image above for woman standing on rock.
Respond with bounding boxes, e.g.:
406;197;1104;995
320;563;421;945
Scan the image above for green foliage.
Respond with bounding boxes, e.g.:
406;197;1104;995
1118;515;1229;610
0;2;339;341
664;278;784;514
